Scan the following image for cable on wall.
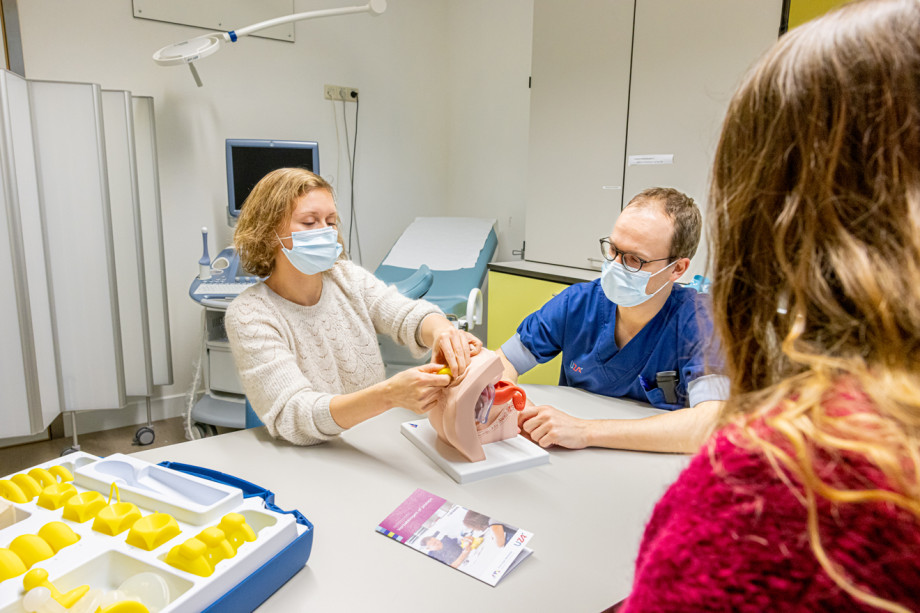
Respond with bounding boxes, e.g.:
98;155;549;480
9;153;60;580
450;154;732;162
342;95;362;264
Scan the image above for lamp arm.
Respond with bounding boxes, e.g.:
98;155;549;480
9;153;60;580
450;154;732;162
232;3;380;39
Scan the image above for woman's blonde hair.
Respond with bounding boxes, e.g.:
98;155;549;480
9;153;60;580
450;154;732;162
233;168;343;277
710;1;920;610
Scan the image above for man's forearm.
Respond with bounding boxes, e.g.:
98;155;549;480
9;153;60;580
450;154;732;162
586;401;722;454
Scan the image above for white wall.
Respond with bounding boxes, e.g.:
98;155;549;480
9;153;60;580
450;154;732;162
445;0;533;262
16;0;534;430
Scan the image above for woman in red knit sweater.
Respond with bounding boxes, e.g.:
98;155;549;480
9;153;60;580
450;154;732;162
620;1;920;611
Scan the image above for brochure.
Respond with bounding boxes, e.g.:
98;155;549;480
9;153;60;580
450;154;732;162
376;488;533;586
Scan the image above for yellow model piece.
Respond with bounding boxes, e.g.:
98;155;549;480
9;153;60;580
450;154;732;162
0;480;28;504
10;474;42;500
47;465;74;483
126;513;181;551
62;491;107;523
22;568;89;609
197;526;236;567
437;366;452;377
27;468;57;489
92;502;142;536
0;548;26;582
165;537;213;577
37;522;80;553
217;513;257;552
36;482;78;511
8;534;54;569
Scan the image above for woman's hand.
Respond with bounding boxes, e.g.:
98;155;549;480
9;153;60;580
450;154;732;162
383;364;451;414
431;326;482;377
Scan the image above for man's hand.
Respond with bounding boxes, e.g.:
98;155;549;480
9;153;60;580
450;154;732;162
518;404;592;449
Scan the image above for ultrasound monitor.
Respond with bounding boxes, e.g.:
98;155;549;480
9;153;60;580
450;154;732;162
225;139;319;224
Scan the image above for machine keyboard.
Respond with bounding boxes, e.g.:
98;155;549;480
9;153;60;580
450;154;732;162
193;282;253;296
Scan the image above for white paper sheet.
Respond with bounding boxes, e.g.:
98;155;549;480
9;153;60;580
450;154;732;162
381;217;495;271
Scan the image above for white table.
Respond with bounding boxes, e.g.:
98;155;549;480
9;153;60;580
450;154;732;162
132;385;690;612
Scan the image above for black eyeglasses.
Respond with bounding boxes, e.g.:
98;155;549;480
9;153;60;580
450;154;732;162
599;238;673;273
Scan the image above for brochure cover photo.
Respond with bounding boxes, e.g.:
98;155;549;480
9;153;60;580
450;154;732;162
376;488;534;586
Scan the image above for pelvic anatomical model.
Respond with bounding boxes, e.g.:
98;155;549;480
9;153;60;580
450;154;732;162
428;349;526;462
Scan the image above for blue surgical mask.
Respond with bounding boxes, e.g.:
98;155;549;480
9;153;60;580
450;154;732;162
277;227;342;275
601;259;677;307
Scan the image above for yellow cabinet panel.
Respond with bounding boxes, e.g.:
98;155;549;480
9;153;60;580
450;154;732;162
487;271;569;385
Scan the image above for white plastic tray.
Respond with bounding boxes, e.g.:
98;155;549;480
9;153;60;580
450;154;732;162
0;453;306;613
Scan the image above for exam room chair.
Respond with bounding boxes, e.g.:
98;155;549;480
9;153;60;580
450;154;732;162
373;223;497;377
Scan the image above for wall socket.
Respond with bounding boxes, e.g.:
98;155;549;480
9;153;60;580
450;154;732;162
324;85;359;102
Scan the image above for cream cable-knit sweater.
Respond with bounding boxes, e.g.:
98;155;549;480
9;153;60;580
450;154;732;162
224;259;441;446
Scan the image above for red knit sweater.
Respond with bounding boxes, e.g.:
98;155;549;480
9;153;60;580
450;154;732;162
621;407;920;611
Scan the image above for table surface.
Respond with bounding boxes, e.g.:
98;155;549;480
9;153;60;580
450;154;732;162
132;385;690;612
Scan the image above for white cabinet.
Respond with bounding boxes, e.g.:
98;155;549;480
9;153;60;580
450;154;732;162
622;0;783;277
525;0;783;276
525;0;633;271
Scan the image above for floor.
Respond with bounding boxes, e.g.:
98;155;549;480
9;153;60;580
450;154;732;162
0;417;206;477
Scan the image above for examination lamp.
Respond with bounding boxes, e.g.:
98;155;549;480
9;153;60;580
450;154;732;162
152;0;387;86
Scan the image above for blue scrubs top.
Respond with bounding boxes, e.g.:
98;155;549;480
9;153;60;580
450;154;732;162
501;281;725;411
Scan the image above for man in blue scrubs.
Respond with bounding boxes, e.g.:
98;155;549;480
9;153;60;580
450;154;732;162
498;187;727;453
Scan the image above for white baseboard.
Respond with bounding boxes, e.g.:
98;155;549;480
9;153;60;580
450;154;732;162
62;393;188;437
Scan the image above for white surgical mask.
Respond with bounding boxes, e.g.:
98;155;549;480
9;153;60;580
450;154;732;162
601;259;677;307
277;227;342;275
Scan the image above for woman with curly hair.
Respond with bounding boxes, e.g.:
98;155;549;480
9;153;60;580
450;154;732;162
225;168;480;446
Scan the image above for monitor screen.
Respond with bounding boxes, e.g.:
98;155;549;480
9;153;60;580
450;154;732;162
226;139;320;220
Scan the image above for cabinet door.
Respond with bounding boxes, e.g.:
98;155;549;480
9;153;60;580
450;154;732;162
133;96;173;387
0;70;62;437
524;0;634;271
487;271;568;385
623;0;782;278
102;89;153;398
30;80;126;412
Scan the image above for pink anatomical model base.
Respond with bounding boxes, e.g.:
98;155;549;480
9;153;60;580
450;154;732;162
428;349;527;462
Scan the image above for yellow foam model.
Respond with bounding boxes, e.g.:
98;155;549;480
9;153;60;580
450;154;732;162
62;491;106;523
47;466;73;483
197;527;236;567
164;537;213;577
92;484;141;536
217;513;256;552
22;568;89;609
93;502;142;537
10;474;42;500
0;480;28;504
0;466;73;504
0;548;26;582
27;468;57;489
36;522;80;553
8;535;54;569
36;483;78;511
437;366;452;377
165;513;257;577
126;513;181;551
